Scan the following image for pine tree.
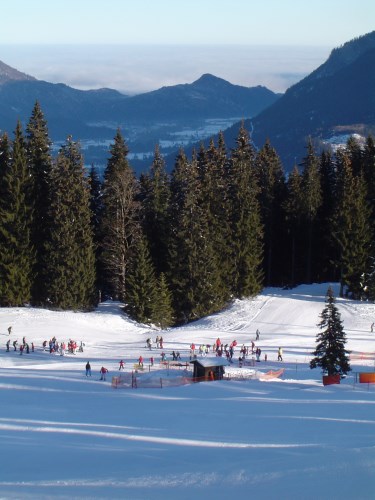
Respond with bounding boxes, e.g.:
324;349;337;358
198;136;232;302
168;150;224;322
255;139;287;286
310;287;351;377
300;140;322;283
43;137;96;310
316;150;338;282
227;123;263;298
0;123;34;306
152;272;174;328
362;136;375;234
283;165;304;286
139;144;170;275
331;149;372;299
125;234;157;324
100;130;140;301
88;164;104;301
26;101;53;304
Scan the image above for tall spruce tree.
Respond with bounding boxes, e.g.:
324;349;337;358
168;150;224;322
255;139;287;286
310;287;351;377
227;124;263;298
198;136;232;302
362;136;375;236
300;140;322;283
0;133;11;302
26;101;53;304
100;129;139;301
43;137;96;310
139;144;170;275
0;124;33;306
125;234;157;324
283;165;304;286
152;272;174;328
88;164;104;301
316;150;338;282
331;149;372;299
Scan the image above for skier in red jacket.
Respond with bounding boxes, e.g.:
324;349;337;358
100;366;108;380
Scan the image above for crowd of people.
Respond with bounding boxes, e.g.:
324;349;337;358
6;336;34;354
4;327;85;357
5;325;284;381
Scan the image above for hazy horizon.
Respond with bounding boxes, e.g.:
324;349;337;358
0;44;331;94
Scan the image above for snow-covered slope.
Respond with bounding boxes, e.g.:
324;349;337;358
0;283;374;499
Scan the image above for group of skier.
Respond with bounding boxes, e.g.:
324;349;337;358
5;330;34;355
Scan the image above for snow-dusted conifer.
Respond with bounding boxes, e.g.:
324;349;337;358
310;287;351;376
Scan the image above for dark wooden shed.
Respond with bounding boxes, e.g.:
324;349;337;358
190;357;228;381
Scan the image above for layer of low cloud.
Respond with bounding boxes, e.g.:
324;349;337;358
0;44;331;94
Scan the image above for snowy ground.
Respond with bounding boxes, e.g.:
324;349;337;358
1;283;375;499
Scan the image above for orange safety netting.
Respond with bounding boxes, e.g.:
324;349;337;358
258;369;285;380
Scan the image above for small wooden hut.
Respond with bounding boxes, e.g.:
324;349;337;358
190;357;228;381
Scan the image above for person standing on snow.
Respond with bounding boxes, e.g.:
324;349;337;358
100;366;108;380
85;361;91;377
278;347;283;361
8;326;12;335
119;360;125;370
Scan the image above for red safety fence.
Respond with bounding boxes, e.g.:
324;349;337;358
350;352;375;360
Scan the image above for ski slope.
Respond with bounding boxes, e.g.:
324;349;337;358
0;283;374;500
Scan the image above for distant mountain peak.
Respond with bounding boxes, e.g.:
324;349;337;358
0;60;36;85
192;73;231;87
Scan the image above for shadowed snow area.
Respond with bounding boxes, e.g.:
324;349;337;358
0;283;375;499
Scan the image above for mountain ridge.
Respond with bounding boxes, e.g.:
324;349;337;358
238;31;375;170
0;60;36;84
0;65;280;169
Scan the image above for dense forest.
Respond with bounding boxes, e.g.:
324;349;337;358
1;102;375;326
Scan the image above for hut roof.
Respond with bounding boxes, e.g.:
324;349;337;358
189;357;229;368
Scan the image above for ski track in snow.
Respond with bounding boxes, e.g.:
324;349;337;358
1;283;375;499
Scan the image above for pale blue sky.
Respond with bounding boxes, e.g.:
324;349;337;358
2;0;374;46
1;0;374;92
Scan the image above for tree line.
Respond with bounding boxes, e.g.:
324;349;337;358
1;102;375;326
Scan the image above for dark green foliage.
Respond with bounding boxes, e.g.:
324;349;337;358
100;130;140;301
0;124;34;306
299;140;322;283
310;287;351;376
198;135;232;302
227;124;264;298
43;137;96;310
152;273;174;328
26;101;53;304
362;136;375;233
139;145;170;275
88;164;104;300
316;150;338;282
125;235;157;324
168;151;225;323
255;139;287;286
331;149;372;299
88;164;103;235
2;103;375;326
283;165;304;286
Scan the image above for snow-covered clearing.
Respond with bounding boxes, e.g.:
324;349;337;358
1;283;375;499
